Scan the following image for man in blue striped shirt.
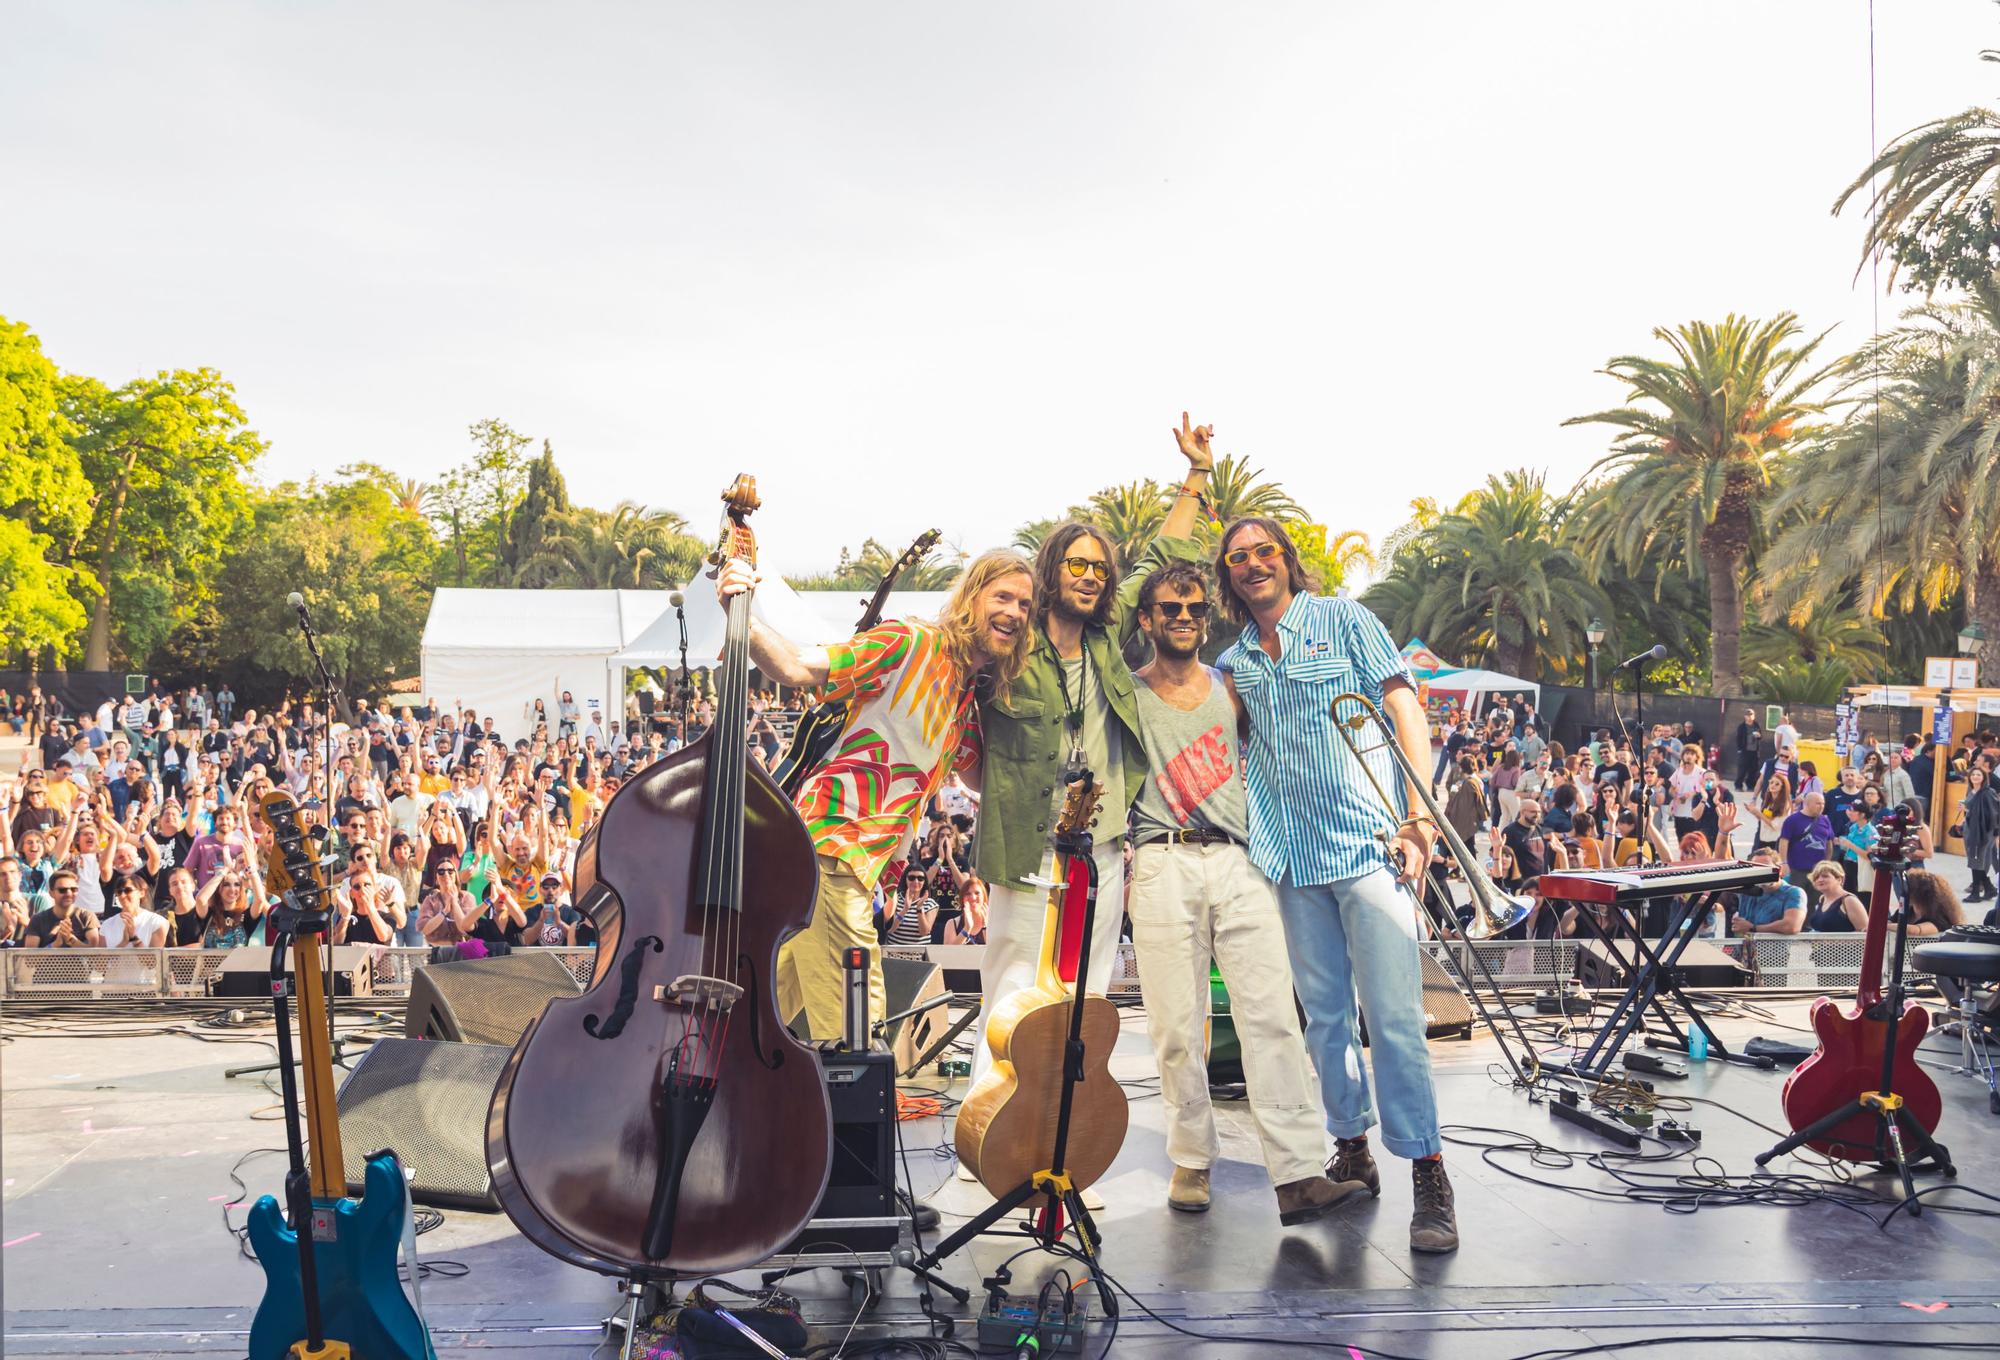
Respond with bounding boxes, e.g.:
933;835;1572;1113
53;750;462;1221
1216;516;1459;1254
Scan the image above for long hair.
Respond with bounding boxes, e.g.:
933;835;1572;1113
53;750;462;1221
1034;522;1118;630
935;549;1035;705
1213;516;1316;624
1902;869;1963;927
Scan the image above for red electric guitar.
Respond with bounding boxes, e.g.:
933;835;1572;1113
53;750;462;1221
1779;811;1943;1161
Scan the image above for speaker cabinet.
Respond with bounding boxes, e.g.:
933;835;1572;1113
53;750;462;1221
404;950;582;1044
214;944;374;997
1574;937;1747;991
335;1037;511;1211
778;1047;898;1256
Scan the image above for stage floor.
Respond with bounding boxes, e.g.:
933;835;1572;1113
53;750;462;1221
5;993;1999;1359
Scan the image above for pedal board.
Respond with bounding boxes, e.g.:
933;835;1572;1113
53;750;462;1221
978;1290;1091;1355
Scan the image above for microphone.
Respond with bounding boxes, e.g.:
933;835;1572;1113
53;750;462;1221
287;591;311;628
1617;644;1668;670
669;591;685;609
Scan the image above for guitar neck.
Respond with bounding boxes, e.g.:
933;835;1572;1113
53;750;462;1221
1857;859;1896;1011
290;932;346;1200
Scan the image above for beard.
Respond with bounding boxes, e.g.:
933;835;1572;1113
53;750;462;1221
1150;628;1203;660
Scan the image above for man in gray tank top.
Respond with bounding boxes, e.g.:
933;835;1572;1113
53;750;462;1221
1129;562;1365;1225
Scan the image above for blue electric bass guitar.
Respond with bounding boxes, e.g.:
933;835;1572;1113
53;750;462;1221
247;790;436;1360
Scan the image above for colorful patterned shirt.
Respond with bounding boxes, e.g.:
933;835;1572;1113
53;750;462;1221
798;620;981;889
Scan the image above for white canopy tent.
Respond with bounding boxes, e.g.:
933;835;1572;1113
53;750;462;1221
1421;667;1541;717
613;579;953;679
420;588;675;738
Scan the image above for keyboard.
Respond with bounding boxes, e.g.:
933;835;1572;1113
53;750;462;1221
1538;859;1779;904
1944;923;2000;944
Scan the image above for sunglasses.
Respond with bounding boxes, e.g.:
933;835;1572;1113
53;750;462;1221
1150;600;1210;620
1060;557;1110;582
1223;542;1284;567
52;885;79;894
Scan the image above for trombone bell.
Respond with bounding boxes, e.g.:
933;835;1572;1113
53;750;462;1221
1463;891;1535;941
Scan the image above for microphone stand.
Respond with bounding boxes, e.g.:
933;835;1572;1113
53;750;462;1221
293;597;355;1072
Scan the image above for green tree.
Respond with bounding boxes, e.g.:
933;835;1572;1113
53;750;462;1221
1363;471;1607;680
1564;313;1848;696
0;317;93;665
1083;480;1169;570
1763;296;2000;677
1749;658;1855;706
1200;453;1307;526
1835;31;2000;296
466;417;533;585
66;368;263;670
520;502;706;590
1739;597;1887;673
211;479;435;695
507;440;570;580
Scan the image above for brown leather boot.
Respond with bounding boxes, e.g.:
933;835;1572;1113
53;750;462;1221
1276;1173;1367;1226
1167;1166;1211;1213
1326;1136;1381;1197
1410;1158;1459;1253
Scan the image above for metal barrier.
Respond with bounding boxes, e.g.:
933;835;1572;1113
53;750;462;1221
0;936;1924;1002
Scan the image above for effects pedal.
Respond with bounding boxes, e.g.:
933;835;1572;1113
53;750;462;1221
1536;987;1592;1017
978;1290;1090;1356
1623;1051;1688;1080
1658;1119;1702;1144
939;1058;971;1078
1549;1086;1642;1148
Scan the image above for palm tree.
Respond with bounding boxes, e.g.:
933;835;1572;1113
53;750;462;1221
1749;658;1855;706
1363;471;1607;680
386;476;432;517
1201;453;1307;526
1763;295;2000;675
1084;480;1169;570
520;502;706;590
1835;36;2000;295
1739;598;1887;673
1564;313;1849;695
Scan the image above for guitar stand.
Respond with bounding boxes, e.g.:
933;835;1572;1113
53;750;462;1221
1555;891;1774;1081
1755;901;1955;1213
908;823;1118;1320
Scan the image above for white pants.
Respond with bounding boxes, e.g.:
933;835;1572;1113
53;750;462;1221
1128;840;1326;1186
971;835;1128;1090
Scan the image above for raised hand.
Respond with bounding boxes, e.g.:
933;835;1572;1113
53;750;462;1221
1172;411;1216;472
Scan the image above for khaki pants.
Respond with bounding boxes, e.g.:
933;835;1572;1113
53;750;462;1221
777;855;883;1042
1129;840;1327;1186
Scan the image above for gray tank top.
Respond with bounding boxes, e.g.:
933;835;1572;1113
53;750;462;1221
1130;669;1249;842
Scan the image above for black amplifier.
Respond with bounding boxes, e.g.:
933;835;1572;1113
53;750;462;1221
777;1046;900;1257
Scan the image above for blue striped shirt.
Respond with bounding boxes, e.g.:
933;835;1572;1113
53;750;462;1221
1219;592;1415;887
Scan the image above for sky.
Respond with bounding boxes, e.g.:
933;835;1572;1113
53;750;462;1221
5;2;1997;578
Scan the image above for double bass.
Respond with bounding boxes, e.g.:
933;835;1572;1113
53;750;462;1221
486;475;832;1277
1780;809;1943;1160
954;774;1129;1195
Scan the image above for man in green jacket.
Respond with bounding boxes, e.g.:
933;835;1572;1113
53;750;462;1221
966;414;1216;1100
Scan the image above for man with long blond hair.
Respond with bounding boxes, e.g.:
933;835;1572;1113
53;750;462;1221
718;548;1035;1040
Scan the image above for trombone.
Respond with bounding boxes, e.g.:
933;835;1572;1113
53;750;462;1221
1329;691;1543;1088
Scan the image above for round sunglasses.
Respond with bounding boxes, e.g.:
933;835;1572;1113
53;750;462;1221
1149;600;1210;620
1060;556;1110;582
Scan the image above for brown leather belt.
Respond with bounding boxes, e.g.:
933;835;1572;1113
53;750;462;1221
1135;828;1246;849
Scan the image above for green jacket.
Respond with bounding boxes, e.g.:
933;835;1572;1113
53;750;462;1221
975;535;1203;890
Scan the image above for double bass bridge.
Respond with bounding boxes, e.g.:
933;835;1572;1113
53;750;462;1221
655;974;745;1010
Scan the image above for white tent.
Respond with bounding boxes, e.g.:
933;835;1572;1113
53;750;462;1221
420;588;675;738
1422;667;1540;717
613;580;954;676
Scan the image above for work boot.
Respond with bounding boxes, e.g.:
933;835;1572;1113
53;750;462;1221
1326;1136;1381;1198
1167;1166;1211;1213
1410;1158;1459;1254
1276;1174;1368;1227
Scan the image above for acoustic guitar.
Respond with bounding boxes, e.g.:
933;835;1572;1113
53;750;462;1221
774;528;941;797
1780;810;1943;1161
953;776;1129;1195
247;790;436;1360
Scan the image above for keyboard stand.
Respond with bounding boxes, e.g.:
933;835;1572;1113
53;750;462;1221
1559;891;1772;1080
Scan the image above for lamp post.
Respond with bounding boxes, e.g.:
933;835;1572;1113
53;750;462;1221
1586;618;1606;692
1958;622;1985;672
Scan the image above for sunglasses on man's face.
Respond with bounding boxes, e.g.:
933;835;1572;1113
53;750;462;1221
1150;600;1210;620
1224;542;1284;567
1060;557;1110;582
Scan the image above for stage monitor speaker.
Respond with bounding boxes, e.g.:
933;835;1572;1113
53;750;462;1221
1574;937;1747;991
214;944;373;997
788;955;945;1073
779;1046;898;1257
336;1036;509;1211
1354;950;1473;1048
404;950;582;1045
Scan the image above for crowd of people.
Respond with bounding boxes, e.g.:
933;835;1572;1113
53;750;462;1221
1425;697;2000;944
0;677;1003;959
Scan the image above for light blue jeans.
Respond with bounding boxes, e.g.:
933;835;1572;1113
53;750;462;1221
1276;866;1443;1159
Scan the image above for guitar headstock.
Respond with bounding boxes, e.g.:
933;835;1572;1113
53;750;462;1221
1873;805;1916;864
1055;770;1105;836
856;528;943;630
256;789;331;913
706;475;762;576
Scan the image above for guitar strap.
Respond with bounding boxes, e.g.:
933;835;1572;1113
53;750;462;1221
394;1157;432;1340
